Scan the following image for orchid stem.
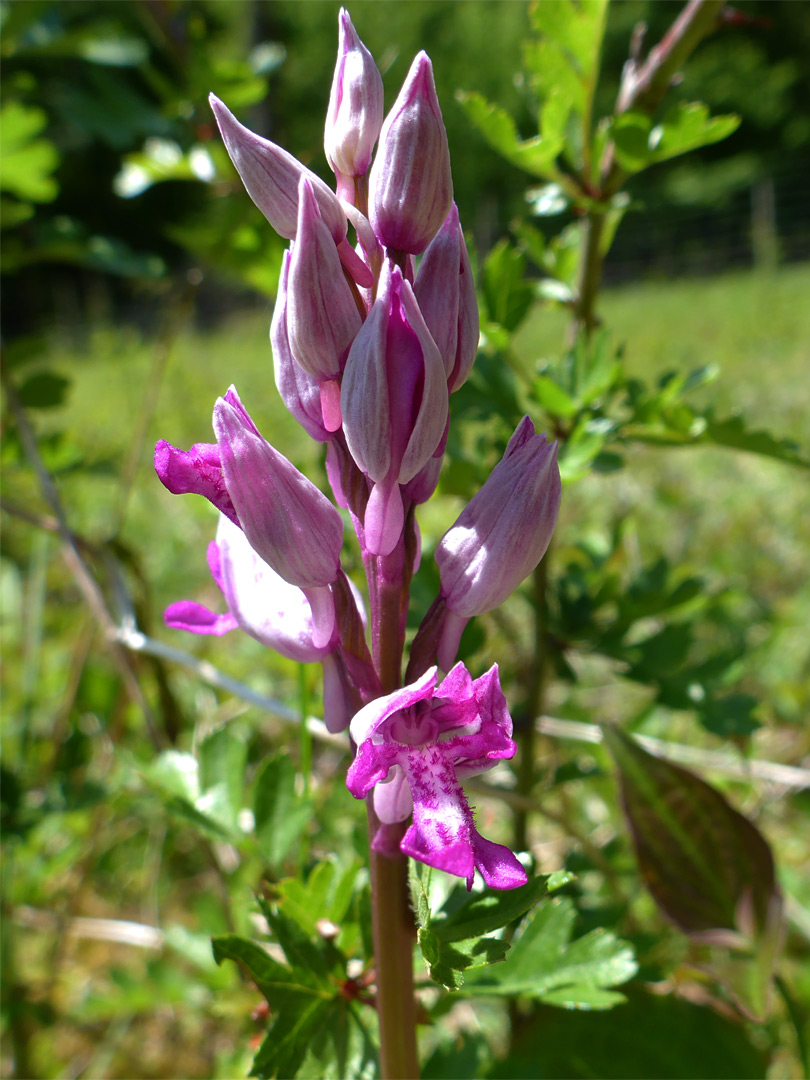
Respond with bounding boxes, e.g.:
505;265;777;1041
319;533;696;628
366;549;419;1078
367;803;420;1079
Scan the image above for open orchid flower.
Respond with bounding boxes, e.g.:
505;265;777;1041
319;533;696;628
347;663;527;890
165;515;351;732
155;385;344;649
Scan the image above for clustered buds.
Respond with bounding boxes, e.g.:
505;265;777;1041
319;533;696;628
155;9;561;889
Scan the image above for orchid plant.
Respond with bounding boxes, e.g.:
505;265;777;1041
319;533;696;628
155;9;559;1075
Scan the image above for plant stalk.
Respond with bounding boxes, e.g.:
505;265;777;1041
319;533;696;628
365;542;419;1077
367;802;420;1079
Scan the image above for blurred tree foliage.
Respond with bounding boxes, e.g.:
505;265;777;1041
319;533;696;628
2;0;809;339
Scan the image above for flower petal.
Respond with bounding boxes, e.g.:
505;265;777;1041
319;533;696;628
472;835;528;890
164;600;238;636
349;666;437;746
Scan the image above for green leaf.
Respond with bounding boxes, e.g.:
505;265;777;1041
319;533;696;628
214;920;377;1078
700;411;810;468
259;899;338;981
250;999;330;1080
558;416;615;482
432;874;550;943
463;896;637;1007
456;92;564;179
211;935;324;1007
602;726;784;1019
648;102;741;165
276;857;362;938
610;104;740;175
488;992;767;1079
623;373;810;468
523;0;608;167
415;874;551;991
147;751;200;803
700;693;762;738
419;928;511;990
533;374;578;419
17;371;70;409
529;0;608;88
198;727;246;831
141;750;242;841
611;112;654;173
481;239;535;333
295;1000;379;1080
0;101;59;203
254;754;313;868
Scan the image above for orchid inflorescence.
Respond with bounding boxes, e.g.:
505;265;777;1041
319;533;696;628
155;9;561;891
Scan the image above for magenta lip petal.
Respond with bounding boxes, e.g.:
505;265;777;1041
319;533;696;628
473;835;528;890
154;439;240;526
164;600;238;636
346;662;524;889
400;825;475;886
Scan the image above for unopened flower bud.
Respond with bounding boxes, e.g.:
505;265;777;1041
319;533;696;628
414;203;479;392
435;418;561;668
210;93;346;244
325;9;384;188
341;265;448;555
271;251;330;442
369;52;452;254
287;178;363;430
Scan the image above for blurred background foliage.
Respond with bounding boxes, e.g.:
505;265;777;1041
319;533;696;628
2;1;809;1078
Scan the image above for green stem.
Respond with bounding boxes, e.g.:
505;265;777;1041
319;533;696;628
571;210;606;343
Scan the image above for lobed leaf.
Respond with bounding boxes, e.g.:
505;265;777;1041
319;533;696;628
612;104;741;175
462;896;637;1007
457;91;564;179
